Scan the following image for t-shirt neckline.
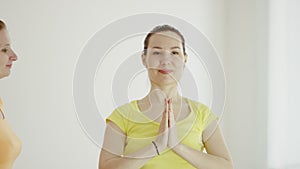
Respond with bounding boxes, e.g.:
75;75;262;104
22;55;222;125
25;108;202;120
132;98;194;125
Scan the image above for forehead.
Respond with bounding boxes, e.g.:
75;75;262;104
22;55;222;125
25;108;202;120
148;31;182;49
0;29;10;47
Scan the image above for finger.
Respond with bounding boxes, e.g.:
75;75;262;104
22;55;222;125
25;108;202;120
167;98;171;127
159;99;168;132
168;98;172;113
168;99;176;127
165;98;169;128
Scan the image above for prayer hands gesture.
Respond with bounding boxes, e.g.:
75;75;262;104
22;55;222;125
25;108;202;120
154;98;180;153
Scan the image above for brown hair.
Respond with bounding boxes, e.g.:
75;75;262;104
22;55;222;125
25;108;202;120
0;20;6;30
143;25;186;55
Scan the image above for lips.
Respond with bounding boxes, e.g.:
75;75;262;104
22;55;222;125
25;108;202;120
6;64;12;68
158;69;173;74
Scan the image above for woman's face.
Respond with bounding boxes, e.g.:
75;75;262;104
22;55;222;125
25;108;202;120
142;31;187;86
0;29;17;79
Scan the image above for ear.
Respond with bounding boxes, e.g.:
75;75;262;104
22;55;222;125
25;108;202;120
184;54;188;63
142;54;148;68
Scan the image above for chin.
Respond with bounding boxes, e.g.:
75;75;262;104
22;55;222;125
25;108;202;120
154;79;178;87
0;72;10;79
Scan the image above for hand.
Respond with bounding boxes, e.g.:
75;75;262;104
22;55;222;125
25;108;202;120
154;99;169;152
167;98;180;149
155;98;180;152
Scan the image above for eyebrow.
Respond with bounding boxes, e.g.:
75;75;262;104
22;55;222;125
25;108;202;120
0;44;10;48
151;46;181;50
170;46;181;50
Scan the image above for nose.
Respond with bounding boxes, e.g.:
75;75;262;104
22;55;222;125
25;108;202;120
160;51;171;65
9;49;18;61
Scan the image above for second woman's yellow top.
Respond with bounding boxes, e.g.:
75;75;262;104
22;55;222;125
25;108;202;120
107;98;218;169
0;98;22;169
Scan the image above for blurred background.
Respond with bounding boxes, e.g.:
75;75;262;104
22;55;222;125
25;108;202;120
0;0;299;168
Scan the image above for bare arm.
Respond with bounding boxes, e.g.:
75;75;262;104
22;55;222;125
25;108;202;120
171;124;233;169
98;121;157;169
99;104;169;169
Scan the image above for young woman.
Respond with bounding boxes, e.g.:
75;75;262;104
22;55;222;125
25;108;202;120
99;25;233;169
0;20;22;169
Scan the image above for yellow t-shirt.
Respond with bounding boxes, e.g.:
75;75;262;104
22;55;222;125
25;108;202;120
106;98;218;169
0;99;2;117
0;98;22;169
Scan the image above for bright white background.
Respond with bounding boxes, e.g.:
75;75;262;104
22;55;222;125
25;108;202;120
0;0;299;169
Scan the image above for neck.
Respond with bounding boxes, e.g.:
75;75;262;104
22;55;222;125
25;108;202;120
146;82;182;103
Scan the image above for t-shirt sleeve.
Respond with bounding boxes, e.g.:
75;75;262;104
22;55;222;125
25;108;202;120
0;98;4;119
106;109;128;133
199;104;219;131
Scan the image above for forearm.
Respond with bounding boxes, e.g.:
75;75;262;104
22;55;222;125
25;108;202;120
100;143;159;169
172;143;233;169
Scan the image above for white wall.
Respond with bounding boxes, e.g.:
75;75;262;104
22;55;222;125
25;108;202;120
223;0;268;168
5;1;297;169
0;1;226;169
268;0;300;168
286;0;300;167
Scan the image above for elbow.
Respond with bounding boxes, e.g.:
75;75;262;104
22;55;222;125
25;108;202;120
98;159;108;169
98;162;105;169
99;160;115;169
226;159;234;169
99;163;110;169
99;161;121;169
217;157;233;169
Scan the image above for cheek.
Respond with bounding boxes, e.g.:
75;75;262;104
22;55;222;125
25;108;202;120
0;55;8;66
173;58;185;69
147;70;157;81
148;69;157;75
145;57;160;68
